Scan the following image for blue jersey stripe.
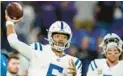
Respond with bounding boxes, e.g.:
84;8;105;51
34;43;38;50
39;43;42;51
90;62;94;71
93;60;97;68
61;21;63;30
78;62;82;69
75;59;80;66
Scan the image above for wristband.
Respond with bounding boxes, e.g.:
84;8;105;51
6;21;14;27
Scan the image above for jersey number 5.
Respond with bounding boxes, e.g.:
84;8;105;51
46;63;63;76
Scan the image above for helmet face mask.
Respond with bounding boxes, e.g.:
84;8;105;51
104;37;120;45
51;33;70;51
99;33;123;54
47;21;72;52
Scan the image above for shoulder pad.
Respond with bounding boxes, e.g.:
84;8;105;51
74;58;82;70
90;59;105;71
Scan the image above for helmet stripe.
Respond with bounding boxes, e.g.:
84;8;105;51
61;21;63;30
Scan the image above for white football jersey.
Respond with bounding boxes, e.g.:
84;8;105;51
7;34;82;76
27;42;82;76
87;59;123;76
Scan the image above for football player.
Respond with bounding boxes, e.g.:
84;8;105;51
5;10;82;76
7;54;20;76
87;33;123;76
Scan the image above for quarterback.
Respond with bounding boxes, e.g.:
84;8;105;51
5;11;82;76
87;33;123;76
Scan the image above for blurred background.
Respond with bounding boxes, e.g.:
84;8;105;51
1;1;123;76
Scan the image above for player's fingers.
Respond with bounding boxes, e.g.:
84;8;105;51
17;16;23;21
5;10;11;21
67;67;76;74
69;59;76;69
16;15;23;21
5;14;11;21
68;59;76;76
5;10;8;16
67;69;76;76
68;59;76;75
68;59;72;73
67;67;76;70
5;10;15;22
68;67;76;72
68;70;76;73
69;59;72;67
5;10;9;18
71;59;76;68
68;72;76;74
69;59;74;67
67;68;76;73
5;10;7;15
11;16;23;23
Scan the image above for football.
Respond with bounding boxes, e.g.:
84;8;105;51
6;2;23;20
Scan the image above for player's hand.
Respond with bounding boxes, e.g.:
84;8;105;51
5;10;23;24
97;67;102;75
67;59;76;76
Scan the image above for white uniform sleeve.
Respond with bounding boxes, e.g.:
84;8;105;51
87;60;98;76
74;58;82;76
76;63;82;76
7;33;33;60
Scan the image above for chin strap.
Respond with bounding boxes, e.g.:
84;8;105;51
53;44;65;52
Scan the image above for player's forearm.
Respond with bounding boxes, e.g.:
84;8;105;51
6;21;32;60
6;21;16;36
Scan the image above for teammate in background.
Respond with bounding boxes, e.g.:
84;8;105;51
87;33;123;76
5;10;82;76
7;53;20;76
